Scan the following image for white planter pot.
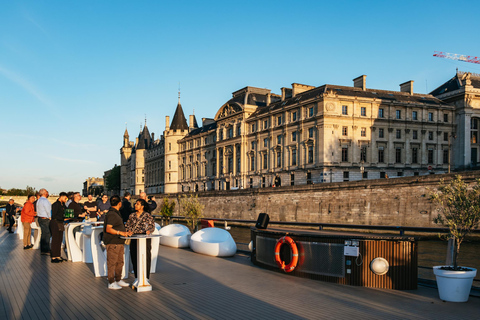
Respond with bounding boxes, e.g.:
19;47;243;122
433;266;477;302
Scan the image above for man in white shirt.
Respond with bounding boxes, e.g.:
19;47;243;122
36;188;52;255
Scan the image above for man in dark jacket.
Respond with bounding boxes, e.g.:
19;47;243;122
120;192;133;223
139;192;157;214
5;199;19;233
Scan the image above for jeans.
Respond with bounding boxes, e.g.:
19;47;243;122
6;215;15;232
38;218;51;253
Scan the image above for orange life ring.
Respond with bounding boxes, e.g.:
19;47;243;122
274;236;299;273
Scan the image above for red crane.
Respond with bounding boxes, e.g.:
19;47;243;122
433;51;480;64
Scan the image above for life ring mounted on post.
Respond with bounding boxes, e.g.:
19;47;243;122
274;236;299;273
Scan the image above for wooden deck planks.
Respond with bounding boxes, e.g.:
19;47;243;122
1;226;480;320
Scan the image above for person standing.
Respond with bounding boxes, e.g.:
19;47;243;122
50;192;68;263
36;189;52;255
139;192;157;214
126;199;156;286
120;192;133;223
21;195;36;249
97;194;111;222
5;199;18;233
83;194;97;221
104;195;132;290
67;192;86;222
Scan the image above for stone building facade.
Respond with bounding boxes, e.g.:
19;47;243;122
177;76;455;192
431;71;480;170
120;72;480;195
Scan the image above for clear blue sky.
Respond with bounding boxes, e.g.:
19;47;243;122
1;0;479;194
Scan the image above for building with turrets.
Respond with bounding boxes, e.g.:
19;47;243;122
164;95;194;193
120;128;133;196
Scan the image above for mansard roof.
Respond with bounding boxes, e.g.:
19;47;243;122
430;71;480;96
170;102;189;131
181;121;217;140
214;87;272;120
249;84;450;118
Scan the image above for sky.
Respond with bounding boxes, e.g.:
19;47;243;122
1;0;479;194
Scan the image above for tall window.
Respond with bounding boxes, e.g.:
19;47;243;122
428;131;434;140
361;127;366;137
263;120;268;129
413;130;418;140
361;107;366;116
378;108;384;118
250;156;255;171
412;148;418;164
428;149;434;164
292;111;297;121
228;127;233;138
251;141;255;150
378;147;385;163
276;152;282;167
379;128;384;138
444;132;448;141
277;135;282;145
360;146;367;162
237;124;241;136
342;147;348;162
277;116;282;125
251;124;256;132
264;138;268;147
395;148;402;163
342;105;348;115
342;126;348;136
292;149;297;166
412;111;418;120
263;153;268;169
308;107;314;117
443;149;449;164
444;114;448;122
292;131;297;142
396;110;401;119
396;129;401;139
309;127;314;138
308;146;313;163
471;118;478;144
428;112;434;122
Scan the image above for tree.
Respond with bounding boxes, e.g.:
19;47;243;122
160;197;176;225
179;195;204;233
105;165;121;194
429;175;480;270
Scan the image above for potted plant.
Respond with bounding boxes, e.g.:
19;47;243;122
429;175;480;302
160;197;175;226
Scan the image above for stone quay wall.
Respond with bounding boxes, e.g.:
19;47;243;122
159;171;480;228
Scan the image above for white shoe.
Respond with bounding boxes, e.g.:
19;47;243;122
116;280;129;287
132;278;138;287
108;282;122;290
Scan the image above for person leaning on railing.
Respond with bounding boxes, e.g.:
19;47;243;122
125;198;155;286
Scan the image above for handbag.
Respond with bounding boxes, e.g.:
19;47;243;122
57;221;65;232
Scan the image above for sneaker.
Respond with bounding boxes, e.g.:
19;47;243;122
27;244;34;249
116;280;129;287
24;246;31;250
108;282;122;290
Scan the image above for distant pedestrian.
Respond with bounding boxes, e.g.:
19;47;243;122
50;192;68;263
139;192;157;214
97;195;111;222
104;195;132;290
21;195;36;249
5;199;19;233
120;192;133;223
36;188;52;255
84;194;98;221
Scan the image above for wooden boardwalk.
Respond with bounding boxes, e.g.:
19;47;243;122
0;227;479;320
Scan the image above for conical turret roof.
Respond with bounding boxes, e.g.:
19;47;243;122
170;102;188;131
136;125;151;149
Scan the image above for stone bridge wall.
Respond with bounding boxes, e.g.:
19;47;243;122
159;172;480;228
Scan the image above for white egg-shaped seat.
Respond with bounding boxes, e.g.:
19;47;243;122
159;224;191;248
190;227;237;257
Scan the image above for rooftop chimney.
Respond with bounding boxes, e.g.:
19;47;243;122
281;87;292;101
165;116;170;131
189;115;194;131
291;83;315;97
353;75;367;91
399;80;414;95
266;93;271;106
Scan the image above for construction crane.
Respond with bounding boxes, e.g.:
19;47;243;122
433;51;480;64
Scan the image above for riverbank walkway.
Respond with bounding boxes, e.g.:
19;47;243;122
1;227;478;320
